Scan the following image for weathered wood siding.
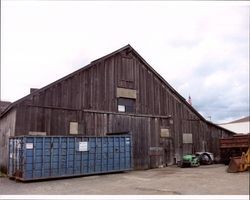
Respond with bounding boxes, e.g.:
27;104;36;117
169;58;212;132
2;47;233;170
18;52;197;116
0;109;16;173
14;107;231;170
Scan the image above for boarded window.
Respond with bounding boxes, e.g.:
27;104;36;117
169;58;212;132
117;57;135;89
117;88;136;99
183;133;193;143
29;131;47;136
69;122;78;135
118;98;135;113
160;128;170;138
121;57;134;82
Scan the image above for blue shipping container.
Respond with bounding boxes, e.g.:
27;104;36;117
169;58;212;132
8;135;133;181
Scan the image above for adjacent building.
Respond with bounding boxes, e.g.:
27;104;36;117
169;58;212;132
0;101;11;113
219;116;250;134
0;45;234;173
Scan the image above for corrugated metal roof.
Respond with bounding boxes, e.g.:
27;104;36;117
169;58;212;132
220;116;250;125
228;116;250;124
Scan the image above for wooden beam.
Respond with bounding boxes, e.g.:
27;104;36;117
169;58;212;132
25;104;172;119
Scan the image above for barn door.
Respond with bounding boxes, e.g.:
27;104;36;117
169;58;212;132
149;148;162;168
149;125;174;168
159;124;174;165
161;137;171;165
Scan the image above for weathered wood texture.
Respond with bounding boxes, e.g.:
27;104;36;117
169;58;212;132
0;109;16;173
1;46;233;171
0;101;11;113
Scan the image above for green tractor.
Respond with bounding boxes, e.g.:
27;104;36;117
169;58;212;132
178;152;214;168
179;154;200;167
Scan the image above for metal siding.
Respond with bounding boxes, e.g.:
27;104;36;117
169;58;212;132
8;135;133;181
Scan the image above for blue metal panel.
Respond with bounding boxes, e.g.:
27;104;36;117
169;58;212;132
8;135;133;181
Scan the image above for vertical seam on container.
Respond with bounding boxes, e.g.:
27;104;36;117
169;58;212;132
119;136;121;171
42;137;44;178
80;137;83;174
131;135;133;169
50;137;53;177
74;137;76;175
124;136;126;170
23;137;26;179
87;137;89;174
59;137;61;176
21;138;23;178
94;137;97;172
101;137;102;172
66;137;69;174
33;137;36;178
113;137;115;171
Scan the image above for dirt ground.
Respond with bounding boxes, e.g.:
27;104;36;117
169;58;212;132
0;164;249;195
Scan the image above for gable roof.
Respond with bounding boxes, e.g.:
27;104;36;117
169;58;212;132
0;44;235;134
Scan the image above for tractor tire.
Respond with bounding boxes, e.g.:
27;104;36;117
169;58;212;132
200;153;213;165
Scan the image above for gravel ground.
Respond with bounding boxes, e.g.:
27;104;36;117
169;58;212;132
0;164;249;195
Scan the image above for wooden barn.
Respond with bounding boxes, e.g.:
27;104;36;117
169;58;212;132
0;45;234;173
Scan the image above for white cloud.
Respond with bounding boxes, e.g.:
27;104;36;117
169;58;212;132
1;1;249;123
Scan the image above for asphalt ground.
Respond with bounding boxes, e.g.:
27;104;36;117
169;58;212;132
0;164;249;195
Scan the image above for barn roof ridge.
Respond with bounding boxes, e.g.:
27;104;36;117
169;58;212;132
0;45;235;133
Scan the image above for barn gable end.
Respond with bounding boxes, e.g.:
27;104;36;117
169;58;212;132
0;45;234;171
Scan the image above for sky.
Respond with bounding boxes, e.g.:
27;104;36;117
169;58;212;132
1;1;249;124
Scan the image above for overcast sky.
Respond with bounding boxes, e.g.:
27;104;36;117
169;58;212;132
1;1;249;124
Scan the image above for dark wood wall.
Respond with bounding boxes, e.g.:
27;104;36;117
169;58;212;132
20;51;195;116
0;109;16;173
10;49;232;170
